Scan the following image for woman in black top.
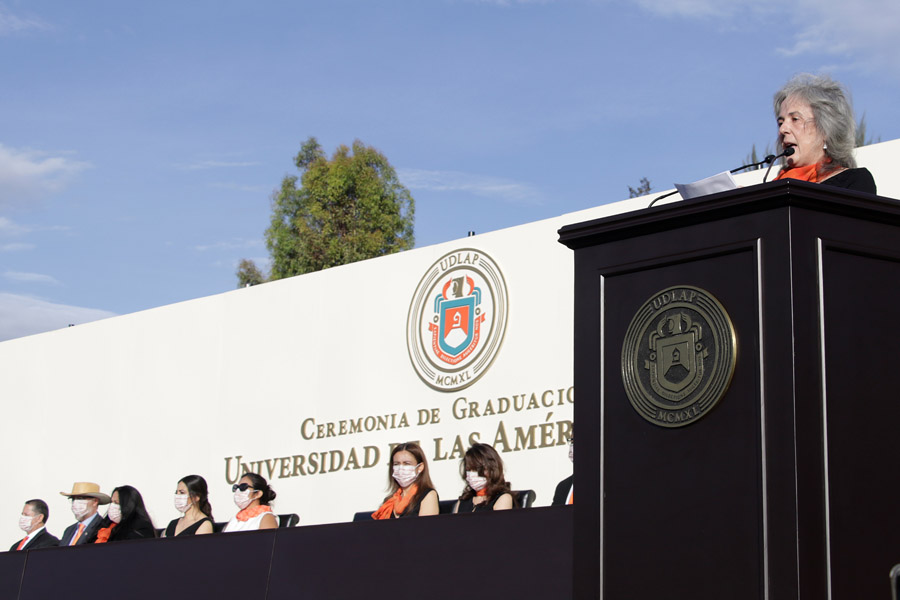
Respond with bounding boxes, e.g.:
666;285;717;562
453;443;515;513
92;485;156;543
162;474;214;537
372;442;439;519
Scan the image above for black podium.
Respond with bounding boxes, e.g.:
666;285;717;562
559;181;900;599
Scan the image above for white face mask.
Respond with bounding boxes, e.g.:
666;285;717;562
465;470;487;492
107;502;122;524
18;514;35;533
392;464;420;488
71;499;91;520
233;490;253;510
174;494;191;514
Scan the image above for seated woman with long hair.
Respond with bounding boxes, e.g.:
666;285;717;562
372;442;439;519
453;443;514;513
161;474;214;537
92;485;156;543
223;473;279;532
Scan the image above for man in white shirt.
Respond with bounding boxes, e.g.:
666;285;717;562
10;499;59;551
57;482;110;546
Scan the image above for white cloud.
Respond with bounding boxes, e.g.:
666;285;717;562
0;6;51;35
466;0;555;5
180;160;261;170
399;168;542;204
0;293;116;342
209;182;272;194
0;216;29;236
0;242;34;252
774;0;900;64
3;270;60;285
631;0;745;18
630;0;900;72
194;238;263;252
0;144;91;209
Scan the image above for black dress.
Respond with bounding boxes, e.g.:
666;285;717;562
390;487;436;518
819;167;877;194
87;517;157;543
165;517;212;537
456;492;511;513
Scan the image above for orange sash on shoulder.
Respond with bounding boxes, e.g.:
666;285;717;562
372;484;418;520
236;505;272;522
95;523;117;544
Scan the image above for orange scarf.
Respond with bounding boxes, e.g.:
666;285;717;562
94;523;117;544
774;163;821;183
371;484;418;520
476;487;488;497
236;505;272;522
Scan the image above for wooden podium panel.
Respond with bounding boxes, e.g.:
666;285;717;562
559;181;900;600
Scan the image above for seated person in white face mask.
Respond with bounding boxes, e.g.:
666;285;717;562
11;499;59;551
453;443;514;513
58;482;110;546
371;442;439;519
223;473;279;532
161;474;214;537
92;485;156;543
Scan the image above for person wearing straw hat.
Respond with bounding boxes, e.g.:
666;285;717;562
58;482;110;546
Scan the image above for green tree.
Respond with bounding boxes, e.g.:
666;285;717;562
628;177;652;198
235;258;266;288
855;112;881;147
735;143;774;173
241;137;415;283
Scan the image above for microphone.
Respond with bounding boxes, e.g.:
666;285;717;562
647;147;796;208
762;146;794;183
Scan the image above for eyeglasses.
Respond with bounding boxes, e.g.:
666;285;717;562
567;437;575;446
232;483;255;492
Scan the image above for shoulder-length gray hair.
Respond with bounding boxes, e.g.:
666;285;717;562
773;73;857;170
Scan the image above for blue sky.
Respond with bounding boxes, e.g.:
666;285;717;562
1;0;898;340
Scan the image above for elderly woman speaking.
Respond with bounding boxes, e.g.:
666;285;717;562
773;74;876;194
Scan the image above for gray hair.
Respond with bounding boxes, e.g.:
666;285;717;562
773;73;857;169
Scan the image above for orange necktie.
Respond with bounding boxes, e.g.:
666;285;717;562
70;523;85;546
567;488;574;505
16;536;28;551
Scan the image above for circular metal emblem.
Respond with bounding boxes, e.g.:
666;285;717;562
407;248;508;392
621;285;736;427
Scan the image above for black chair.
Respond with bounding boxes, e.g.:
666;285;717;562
278;513;299;528
515;489;536;508
443;490;536;513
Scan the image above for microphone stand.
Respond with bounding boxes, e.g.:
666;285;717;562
647;149;794;208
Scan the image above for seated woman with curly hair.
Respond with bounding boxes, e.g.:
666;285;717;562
453;443;515;513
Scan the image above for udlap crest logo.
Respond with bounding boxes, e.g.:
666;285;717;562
407;249;508;392
621;285;736;428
